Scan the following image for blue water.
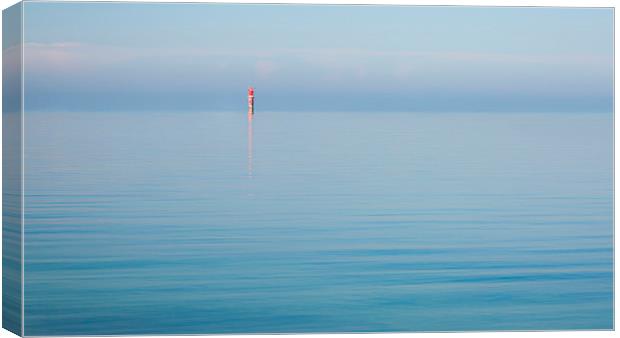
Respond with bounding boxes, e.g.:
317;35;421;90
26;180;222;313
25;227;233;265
23;111;613;335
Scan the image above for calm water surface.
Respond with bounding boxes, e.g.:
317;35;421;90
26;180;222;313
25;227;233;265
24;111;613;334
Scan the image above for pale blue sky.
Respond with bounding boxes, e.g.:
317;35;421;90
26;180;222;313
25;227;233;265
22;2;613;112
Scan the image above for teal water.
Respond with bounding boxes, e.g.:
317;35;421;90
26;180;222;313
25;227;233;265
24;111;613;335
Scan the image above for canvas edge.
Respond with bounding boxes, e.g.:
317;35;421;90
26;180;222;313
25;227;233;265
3;1;24;336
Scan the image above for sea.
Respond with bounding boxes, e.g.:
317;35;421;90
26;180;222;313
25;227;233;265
23;110;613;335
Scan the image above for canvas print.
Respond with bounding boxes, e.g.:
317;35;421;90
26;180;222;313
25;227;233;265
2;2;614;336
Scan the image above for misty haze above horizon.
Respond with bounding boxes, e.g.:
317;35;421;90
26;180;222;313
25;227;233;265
19;3;613;113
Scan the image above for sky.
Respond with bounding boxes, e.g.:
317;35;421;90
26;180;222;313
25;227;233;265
21;2;613;113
